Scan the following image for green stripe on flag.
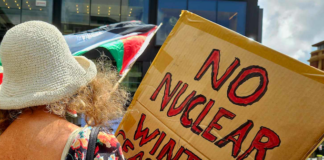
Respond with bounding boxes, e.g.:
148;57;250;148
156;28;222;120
100;40;124;73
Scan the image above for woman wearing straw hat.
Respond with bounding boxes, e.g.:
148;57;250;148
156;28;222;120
0;21;128;160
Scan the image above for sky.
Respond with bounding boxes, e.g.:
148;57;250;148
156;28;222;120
258;0;324;64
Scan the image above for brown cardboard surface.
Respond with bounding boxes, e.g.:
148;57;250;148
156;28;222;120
116;101;208;160
116;11;324;160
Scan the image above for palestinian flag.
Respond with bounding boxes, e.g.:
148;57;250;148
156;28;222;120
65;21;160;75
65;21;160;117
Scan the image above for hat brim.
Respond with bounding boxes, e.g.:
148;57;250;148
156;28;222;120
74;56;97;84
0;56;97;110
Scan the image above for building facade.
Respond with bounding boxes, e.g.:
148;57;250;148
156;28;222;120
309;40;324;157
0;0;263;125
309;41;324;70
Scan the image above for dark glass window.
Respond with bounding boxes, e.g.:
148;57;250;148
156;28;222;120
156;0;186;45
21;0;53;23
217;1;246;35
319;45;324;50
188;0;217;22
0;0;21;32
90;0;121;26
121;0;149;23
156;0;247;46
61;0;149;34
122;62;143;93
0;0;54;34
61;0;91;34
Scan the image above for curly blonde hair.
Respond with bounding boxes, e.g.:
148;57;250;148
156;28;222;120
0;58;129;133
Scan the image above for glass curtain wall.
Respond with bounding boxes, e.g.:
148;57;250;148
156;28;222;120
157;0;247;45
90;0;120;26
156;0;186;45
61;0;91;34
22;0;53;22
0;0;52;40
61;0;149;34
0;0;21;29
121;0;148;23
217;1;246;35
188;0;217;22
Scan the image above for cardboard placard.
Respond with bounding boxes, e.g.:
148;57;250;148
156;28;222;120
116;11;324;160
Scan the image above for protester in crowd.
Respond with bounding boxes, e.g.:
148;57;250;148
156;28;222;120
0;21;128;160
109;128;115;135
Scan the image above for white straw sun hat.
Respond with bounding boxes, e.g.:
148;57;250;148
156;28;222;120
0;21;97;110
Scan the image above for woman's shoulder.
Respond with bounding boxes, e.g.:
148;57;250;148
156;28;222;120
65;127;124;160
